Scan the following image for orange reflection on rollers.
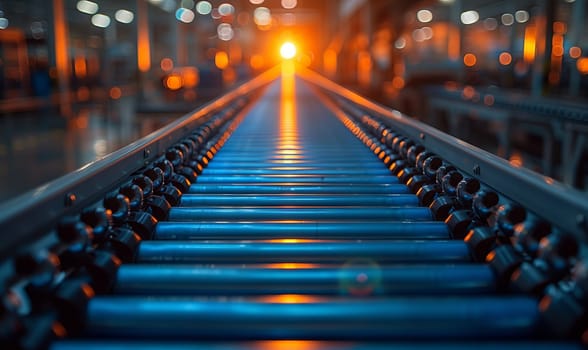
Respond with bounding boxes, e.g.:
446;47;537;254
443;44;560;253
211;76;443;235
255;340;326;350
278;64;299;164
264;238;322;243
258;294;325;304
263;263;319;269
276;149;302;155
52;322;68;338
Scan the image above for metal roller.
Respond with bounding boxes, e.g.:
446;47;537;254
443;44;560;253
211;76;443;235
194;175;398;184
85;297;540;340
154;221;450;240
214;148;374;154
179;194;419;207
200;168;392;176
208;156;379;162
187;184;411;195
167;207;433;221
49;341;586;350
136;240;471;263
113;264;496;295
205;162;388;168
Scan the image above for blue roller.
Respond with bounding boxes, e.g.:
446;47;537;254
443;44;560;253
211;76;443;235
113;264;496;296
85;297;540;340
194;175;397;184
167;207;433;221
154;221;450;240
50;341;585;350
200;168;392;176
137;240;469;263
179;194;419;207
187;184;411;195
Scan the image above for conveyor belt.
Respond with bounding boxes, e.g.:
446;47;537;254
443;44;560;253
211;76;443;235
0;65;587;349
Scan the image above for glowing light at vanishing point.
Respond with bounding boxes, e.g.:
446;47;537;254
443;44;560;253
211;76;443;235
280;42;297;59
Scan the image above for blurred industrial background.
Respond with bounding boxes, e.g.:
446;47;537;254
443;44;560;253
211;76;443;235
1;0;587;201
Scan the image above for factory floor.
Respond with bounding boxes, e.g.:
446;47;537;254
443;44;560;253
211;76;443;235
0;96;183;204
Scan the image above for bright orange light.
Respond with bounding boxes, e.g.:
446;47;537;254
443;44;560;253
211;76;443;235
165;74;183;90
463;53;477;67
280;42;297;59
523;25;537;63
570;46;582;59
577;57;588;74
215;51;229;70
137;0;151;72
499;52;512;65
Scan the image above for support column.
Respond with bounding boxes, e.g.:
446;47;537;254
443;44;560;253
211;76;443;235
53;0;72;117
568;0;585;96
136;0;152;100
137;0;151;73
530;0;555;97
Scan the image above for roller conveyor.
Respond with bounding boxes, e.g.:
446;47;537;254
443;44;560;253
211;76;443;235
0;65;587;349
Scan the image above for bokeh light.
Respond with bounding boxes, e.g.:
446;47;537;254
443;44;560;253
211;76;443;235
115;9;134;24
218;3;235;16
196;1;212;15
217;23;234;41
570;46;582;59
254;7;271;26
281;0;297;9
463;53;477;67
499;52;512;65
91;14;110;28
77;0;99;15
461;10;479;25
176;8;195;23
417;9;433;23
